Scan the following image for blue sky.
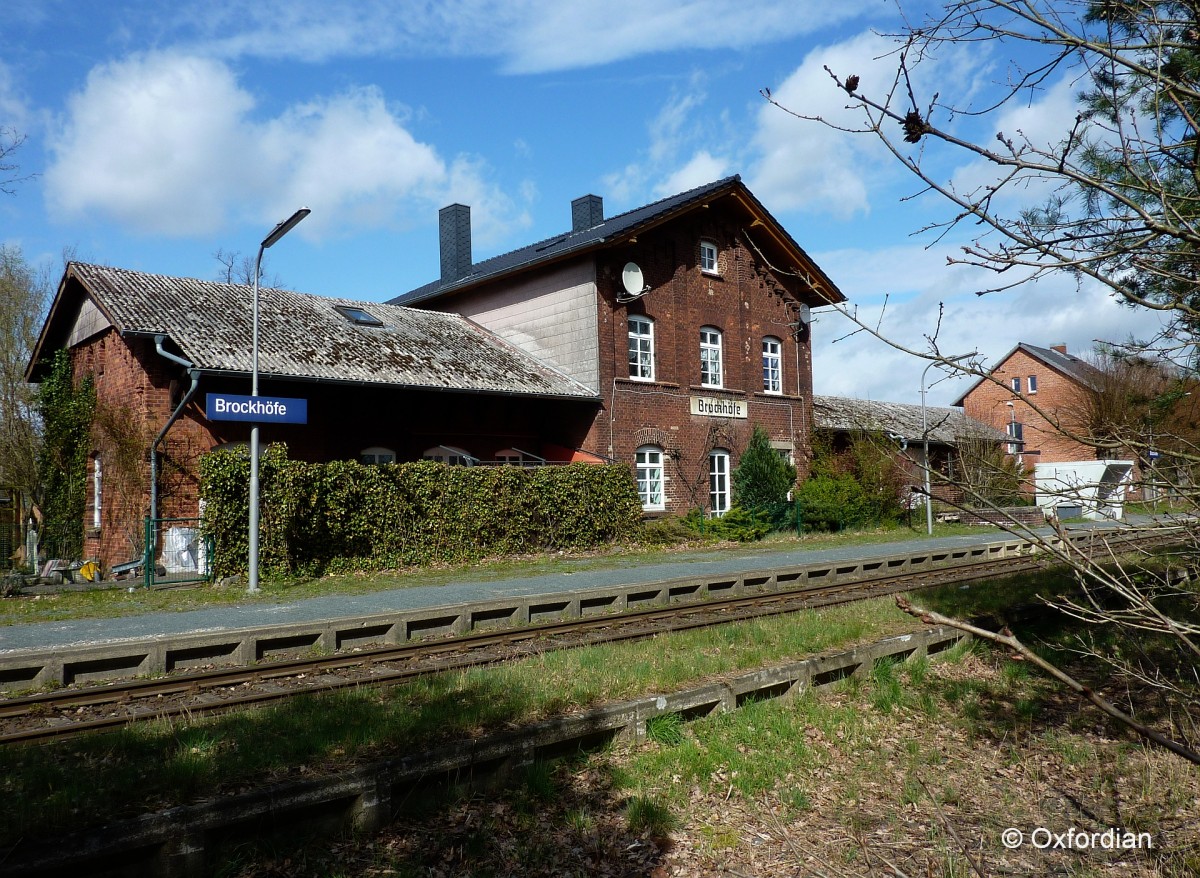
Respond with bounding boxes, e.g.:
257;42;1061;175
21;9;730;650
1;0;1168;405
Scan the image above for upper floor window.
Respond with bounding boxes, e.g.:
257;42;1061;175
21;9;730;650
636;445;665;511
360;446;396;465
1011;377;1022;393
700;326;723;388
628;315;655;381
709;449;730;516
1028;375;1038;394
762;337;783;394
699;240;719;274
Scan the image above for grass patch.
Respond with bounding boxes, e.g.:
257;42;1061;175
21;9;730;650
1;595;920;846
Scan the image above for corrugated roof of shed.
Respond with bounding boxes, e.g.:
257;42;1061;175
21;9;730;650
813;395;1007;444
58;263;598;399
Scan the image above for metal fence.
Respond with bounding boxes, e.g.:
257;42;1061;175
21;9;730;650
142;516;213;588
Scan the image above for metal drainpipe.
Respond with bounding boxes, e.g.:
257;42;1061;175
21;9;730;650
151;336;200;524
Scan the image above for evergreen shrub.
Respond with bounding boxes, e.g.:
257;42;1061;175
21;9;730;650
731;425;797;528
199;445;643;578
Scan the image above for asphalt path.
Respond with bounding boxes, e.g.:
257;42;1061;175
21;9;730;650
0;520;1139;653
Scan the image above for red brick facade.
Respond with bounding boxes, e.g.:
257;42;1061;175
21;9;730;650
587;218;812;514
44;180;833;568
958;346;1097;470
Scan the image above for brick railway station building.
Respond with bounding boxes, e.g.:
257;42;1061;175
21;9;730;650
27;176;845;569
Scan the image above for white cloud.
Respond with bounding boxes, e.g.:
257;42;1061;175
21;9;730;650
748;31;897;219
655;152;731;198
604;78;735;204
168;1;865;73
0;61;32;133
44;51;519;240
811;242;1170;406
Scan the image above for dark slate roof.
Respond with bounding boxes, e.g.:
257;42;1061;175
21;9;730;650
43;263;598;399
813;395;1007;445
390;175;845;306
951;342;1102;406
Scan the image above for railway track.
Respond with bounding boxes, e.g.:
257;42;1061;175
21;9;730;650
1;529;1181;744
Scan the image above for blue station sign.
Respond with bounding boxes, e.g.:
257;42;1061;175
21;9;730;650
206;393;308;424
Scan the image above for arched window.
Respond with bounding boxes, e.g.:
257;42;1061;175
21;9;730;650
628;315;654;381
423;445;477;466
700;326;723;388
699;240;719;274
635;445;665;511
360;446;396;465
762;337;782;394
709;449;730;517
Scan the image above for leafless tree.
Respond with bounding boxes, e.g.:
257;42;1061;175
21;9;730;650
213;248;285;289
764;0;1200;761
0;127;34;196
0;246;50;496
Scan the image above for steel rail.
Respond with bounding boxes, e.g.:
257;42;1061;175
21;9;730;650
1;530;1180;744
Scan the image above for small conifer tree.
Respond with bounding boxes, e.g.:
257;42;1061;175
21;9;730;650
731;425;796;525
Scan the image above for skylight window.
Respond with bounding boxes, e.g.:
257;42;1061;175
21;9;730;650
335;305;383;326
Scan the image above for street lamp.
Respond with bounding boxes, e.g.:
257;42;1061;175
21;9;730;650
921;352;976;536
248;207;310;594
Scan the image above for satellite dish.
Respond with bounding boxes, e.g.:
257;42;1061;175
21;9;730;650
619;262;649;301
797;303;812;325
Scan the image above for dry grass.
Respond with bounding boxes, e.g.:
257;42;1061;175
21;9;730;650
230;646;1200;877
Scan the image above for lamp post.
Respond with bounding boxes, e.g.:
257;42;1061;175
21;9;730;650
248;207;310;594
921;352;976;536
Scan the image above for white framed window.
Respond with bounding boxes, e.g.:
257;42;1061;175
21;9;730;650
1006;421;1024;455
762;337;782;394
628;315;655;381
1011;377;1022;393
699;240;719;274
1028;374;1038;394
709;449;730;516
423;445;476;466
700;326;723;388
359;446;396;465
636;446;665;511
92;454;102;530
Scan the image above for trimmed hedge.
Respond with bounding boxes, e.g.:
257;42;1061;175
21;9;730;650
199;445;643;578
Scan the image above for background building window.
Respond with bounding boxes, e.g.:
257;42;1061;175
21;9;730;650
636;446;665;511
699;240;719;274
628;315;654;381
762;337;782;394
423;445;476;466
1028;374;1038;394
1011;376;1022;393
700;326;723;387
1006;421;1024;454
359;446;396;464
709;449;730;516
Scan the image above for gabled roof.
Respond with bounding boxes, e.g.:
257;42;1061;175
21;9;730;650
951;342;1102;406
27;263;599;400
389;175;846;307
813;395;1008;445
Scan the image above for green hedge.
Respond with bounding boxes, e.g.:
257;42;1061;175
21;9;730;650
199;445;643;578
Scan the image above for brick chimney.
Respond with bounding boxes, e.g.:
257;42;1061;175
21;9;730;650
571;195;604;232
1050;343;1067;354
439;203;472;284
